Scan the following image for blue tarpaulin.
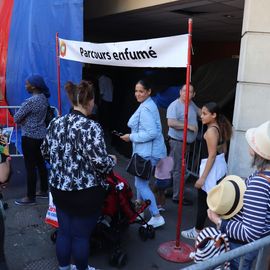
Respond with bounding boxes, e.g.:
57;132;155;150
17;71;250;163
6;0;83;115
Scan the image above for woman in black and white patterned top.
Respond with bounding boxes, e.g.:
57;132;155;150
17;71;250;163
41;80;116;270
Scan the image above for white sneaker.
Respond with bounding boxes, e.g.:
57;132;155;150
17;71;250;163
145;215;165;228
181;227;198;240
157;205;166;212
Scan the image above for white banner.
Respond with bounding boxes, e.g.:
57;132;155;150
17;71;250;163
59;34;188;68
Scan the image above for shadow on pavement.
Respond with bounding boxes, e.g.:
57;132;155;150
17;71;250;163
2;149;200;270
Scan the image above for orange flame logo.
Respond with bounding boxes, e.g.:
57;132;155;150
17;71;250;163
60;41;66;57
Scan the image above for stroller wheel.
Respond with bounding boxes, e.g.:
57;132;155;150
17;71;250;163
3;202;8;210
50;230;58;243
109;250;119;266
147;225;155;239
117;252;127;267
138;226;148;241
109;249;127;267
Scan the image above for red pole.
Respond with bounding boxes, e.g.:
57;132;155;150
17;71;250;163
55;32;62;115
175;18;193;247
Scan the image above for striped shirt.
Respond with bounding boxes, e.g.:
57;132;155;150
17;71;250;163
221;171;270;243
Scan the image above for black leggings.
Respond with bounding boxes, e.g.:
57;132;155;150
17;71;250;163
195;188;208;230
22;136;48;199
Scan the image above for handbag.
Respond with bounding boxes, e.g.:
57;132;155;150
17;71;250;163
45;192;59;228
126;111;153;180
45;105;56;127
126;153;152;180
191;227;230;270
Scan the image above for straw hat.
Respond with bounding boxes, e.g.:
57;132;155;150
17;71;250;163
245;121;270;160
207;175;246;219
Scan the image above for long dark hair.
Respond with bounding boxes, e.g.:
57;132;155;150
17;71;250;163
203;102;232;141
136;79;151;91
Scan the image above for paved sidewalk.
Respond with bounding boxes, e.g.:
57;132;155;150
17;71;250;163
2;151;198;270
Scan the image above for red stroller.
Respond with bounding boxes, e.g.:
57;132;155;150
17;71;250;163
90;171;155;267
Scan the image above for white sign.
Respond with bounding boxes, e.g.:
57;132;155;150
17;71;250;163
59;34;188;68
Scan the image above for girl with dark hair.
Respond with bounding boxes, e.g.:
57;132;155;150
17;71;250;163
120;79;166;228
41;80;116;270
182;102;232;239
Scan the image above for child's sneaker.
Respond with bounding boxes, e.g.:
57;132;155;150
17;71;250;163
181;227;199;240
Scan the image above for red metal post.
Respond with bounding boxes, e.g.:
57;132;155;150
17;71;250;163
55;32;62;115
175;18;193;247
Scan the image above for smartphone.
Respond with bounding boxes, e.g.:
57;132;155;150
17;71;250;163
111;130;123;137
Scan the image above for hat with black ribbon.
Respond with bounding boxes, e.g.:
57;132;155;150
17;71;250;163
207;175;246;219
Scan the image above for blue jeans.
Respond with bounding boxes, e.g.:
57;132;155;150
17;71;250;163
230;242;258;270
56;207;99;270
135;157;159;216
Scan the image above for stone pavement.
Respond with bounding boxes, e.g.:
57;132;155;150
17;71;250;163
2;150;199;270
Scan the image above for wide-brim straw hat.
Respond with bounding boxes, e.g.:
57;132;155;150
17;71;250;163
245;121;270;160
207;175;246;219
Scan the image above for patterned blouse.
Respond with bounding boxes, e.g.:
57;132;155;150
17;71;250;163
41;110;115;191
14;93;48;139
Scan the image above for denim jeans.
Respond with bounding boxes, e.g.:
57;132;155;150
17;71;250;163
56;207;99;270
230;241;258;270
135;157;159;216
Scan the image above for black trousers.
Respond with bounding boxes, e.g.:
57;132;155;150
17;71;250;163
99;100;112;131
195;188;208;230
22;136;48;199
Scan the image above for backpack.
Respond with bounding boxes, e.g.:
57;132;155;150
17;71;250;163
191;227;230;270
45;105;56;127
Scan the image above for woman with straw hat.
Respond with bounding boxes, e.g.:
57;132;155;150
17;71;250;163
208;121;270;270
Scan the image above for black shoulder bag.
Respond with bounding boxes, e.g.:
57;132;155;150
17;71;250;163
126;113;153;180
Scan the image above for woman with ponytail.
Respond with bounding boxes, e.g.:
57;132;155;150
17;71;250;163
182;102;232;240
41;81;116;270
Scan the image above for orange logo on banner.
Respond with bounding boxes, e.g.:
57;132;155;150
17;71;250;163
60;41;66;57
